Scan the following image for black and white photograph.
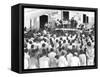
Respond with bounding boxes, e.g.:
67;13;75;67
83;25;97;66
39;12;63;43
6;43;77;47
24;8;95;69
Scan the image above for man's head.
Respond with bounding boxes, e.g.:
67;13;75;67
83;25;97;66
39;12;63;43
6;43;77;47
31;44;34;49
63;40;66;43
87;42;91;47
42;43;46;48
29;41;32;44
56;39;58;43
42;49;47;56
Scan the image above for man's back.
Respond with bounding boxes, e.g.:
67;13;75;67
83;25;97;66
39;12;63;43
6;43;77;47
39;56;50;68
70;56;80;66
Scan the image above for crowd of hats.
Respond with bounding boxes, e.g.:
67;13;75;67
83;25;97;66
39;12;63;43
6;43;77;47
24;21;95;69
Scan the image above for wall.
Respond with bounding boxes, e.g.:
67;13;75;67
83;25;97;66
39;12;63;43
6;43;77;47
24;9;46;31
69;11;95;27
24;9;61;31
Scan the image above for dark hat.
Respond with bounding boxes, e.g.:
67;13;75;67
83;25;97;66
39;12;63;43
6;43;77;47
50;48;54;52
63;40;66;43
24;27;26;31
29;41;32;44
80;49;83;54
61;51;65;56
30;49;37;57
31;44;34;48
84;48;87;52
43;38;47;42
31;49;35;53
60;37;62;40
26;39;29;42
59;48;62;52
56;39;58;42
24;49;28;53
59;41;61;44
52;44;54;47
87;42;91;46
55;55;59;59
62;46;65;50
72;45;75;48
42;43;46;47
42;49;47;55
24;43;27;48
86;39;88;42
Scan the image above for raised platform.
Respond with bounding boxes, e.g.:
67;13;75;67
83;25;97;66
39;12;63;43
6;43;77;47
55;28;82;33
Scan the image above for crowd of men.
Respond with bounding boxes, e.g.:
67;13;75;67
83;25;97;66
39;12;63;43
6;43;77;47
24;18;95;69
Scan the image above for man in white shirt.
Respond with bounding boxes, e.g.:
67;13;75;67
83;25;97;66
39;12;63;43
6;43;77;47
67;44;73;50
86;42;94;65
58;52;68;67
48;49;56;58
28;56;38;69
24;52;30;69
24;47;30;69
39;55;50;68
39;49;50;68
79;53;86;66
28;48;40;69
48;49;57;67
66;52;73;66
70;52;80;66
27;42;31;50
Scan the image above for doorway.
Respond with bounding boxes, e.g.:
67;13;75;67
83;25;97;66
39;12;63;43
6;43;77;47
40;15;48;30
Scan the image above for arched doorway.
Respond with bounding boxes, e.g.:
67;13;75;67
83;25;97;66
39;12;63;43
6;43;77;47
40;15;48;30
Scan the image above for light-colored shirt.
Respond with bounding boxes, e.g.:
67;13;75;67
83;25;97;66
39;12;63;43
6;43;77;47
28;57;38;69
66;53;73;66
86;47;94;66
87;58;94;65
58;56;68;67
79;54;86;66
27;43;31;49
48;52;56;58
39;56;50;68
70;56;80;66
49;57;57;68
86;47;94;59
24;58;29;69
24;53;30;69
67;45;72;49
24;53;30;59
